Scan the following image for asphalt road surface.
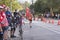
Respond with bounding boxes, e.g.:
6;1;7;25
8;20;60;40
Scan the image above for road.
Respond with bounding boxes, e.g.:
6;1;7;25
9;20;60;40
23;21;60;40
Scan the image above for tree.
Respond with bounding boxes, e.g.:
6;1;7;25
33;0;47;13
0;0;23;11
12;1;23;11
33;0;60;15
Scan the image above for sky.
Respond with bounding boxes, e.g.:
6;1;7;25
18;0;36;4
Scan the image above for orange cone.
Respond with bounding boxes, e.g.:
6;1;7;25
58;20;60;25
51;20;54;24
35;18;38;21
44;18;47;23
49;20;51;23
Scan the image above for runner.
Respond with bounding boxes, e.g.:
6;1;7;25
19;11;23;40
0;5;9;40
13;9;20;28
28;13;33;28
10;16;16;38
26;7;33;28
11;9;20;37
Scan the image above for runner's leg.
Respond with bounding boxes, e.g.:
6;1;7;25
19;24;23;40
29;20;32;28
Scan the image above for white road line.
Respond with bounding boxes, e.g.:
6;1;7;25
36;22;60;34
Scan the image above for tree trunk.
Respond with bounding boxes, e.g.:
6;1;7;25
50;8;54;17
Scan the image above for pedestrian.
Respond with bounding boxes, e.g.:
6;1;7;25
0;5;9;40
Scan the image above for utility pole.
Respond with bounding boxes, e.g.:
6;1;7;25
31;0;34;16
32;0;33;5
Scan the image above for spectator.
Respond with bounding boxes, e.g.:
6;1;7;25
0;5;9;40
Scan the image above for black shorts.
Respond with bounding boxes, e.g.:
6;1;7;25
11;27;16;31
9;23;12;27
0;32;3;38
29;19;32;21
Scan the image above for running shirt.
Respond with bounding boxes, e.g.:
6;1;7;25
28;14;32;20
14;12;20;24
14;12;18;17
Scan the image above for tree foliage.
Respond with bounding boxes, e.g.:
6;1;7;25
31;0;60;14
0;0;23;11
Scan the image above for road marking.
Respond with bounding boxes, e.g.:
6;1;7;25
36;22;60;34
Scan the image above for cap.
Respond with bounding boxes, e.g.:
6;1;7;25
2;4;6;8
0;6;4;9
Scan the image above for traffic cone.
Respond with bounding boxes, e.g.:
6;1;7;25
49;20;51;23
42;18;44;22
47;20;49;23
51;20;54;24
58;20;60;25
44;18;47;23
35;18;38;21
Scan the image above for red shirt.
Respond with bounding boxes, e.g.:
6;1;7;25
0;11;9;27
0;11;5;22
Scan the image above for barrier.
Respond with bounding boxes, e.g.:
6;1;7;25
49;20;51;23
51;20;54;24
58;20;60;25
35;18;38;21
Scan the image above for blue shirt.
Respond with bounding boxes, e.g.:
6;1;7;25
5;11;12;24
